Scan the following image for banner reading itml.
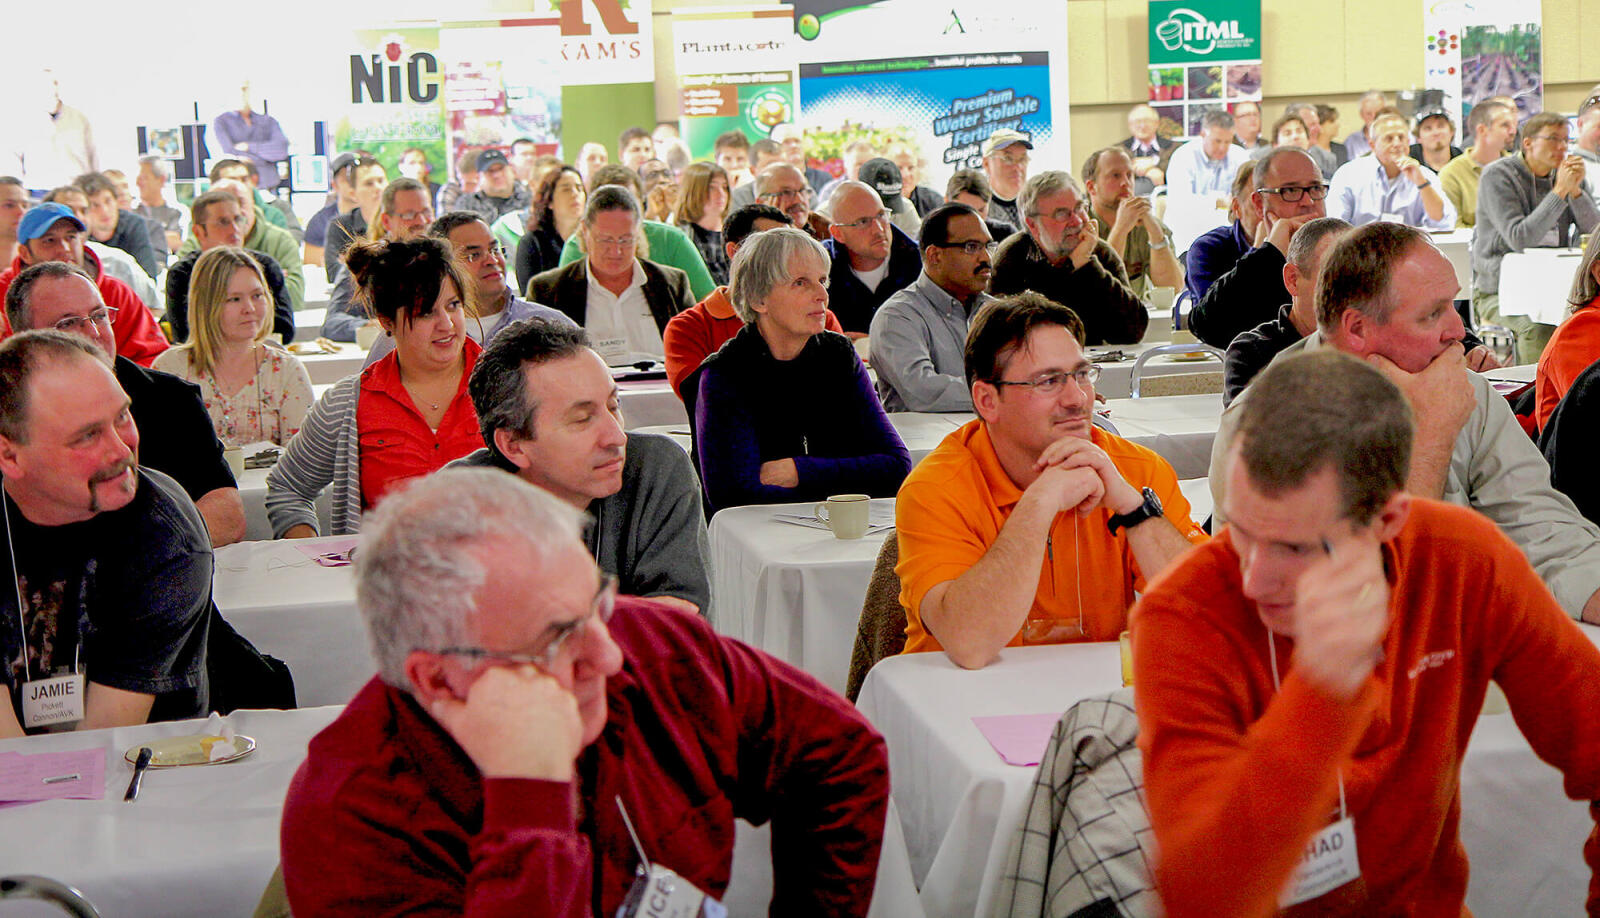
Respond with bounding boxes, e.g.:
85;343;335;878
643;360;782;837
1146;0;1261;139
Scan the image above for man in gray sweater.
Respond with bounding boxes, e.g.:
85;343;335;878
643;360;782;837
457;318;711;613
1474;112;1599;364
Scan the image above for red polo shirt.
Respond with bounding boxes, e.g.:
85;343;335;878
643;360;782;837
356;338;483;509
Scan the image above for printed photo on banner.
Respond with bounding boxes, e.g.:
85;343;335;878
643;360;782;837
1146;0;1261;140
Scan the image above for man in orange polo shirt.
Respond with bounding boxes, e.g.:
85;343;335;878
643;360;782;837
1134;350;1600;915
895;292;1206;669
662;203;844;399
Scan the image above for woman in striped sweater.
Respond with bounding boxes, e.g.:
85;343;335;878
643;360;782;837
265;236;483;536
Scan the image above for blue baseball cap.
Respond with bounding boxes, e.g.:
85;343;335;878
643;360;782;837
18;203;86;245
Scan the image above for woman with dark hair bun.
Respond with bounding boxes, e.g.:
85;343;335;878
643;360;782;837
266;236;484;536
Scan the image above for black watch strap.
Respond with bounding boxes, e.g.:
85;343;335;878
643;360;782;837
1107;487;1163;535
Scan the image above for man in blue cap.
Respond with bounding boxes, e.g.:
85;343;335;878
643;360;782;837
0;203;168;365
457;149;531;224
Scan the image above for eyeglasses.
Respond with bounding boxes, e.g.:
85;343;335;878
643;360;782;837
836;209;891;230
1531;133;1571;146
392;208;435;223
759;187;807;203
591;234;636;251
205;215;249;230
993;366;1101;394
994;153;1030;167
460;243;505;264
1031;205;1088;223
1258;183;1330;203
931;239;999;256
52;307;117;333
436;573;618;671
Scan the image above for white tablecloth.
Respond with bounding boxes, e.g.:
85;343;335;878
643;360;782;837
237;464;332;542
707;500;894;693
0;706;342;918
618;377;688;427
858;627;1600;918
1499;248;1584;325
1099;393;1222;480
293;344;366;386
1431;228;1473;296
294;307;325;338
212;538;369;708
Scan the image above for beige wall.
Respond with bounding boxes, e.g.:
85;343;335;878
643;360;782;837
652;0;1595;164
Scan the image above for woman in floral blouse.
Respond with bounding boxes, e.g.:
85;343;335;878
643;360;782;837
154;246;314;447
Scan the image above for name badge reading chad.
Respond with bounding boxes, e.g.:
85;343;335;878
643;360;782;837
1279;817;1360;908
21;673;85;728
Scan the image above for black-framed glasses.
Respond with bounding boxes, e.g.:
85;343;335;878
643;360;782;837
994;366;1101;394
436;573;618;670
931;240;999;256
53;306;118;333
1258;183;1330;203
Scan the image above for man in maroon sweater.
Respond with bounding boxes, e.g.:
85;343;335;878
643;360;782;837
280;468;889;917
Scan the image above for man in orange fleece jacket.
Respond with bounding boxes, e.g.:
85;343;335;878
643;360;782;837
1135;348;1600;916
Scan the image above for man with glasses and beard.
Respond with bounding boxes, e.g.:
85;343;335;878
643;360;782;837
894;293;1207;669
870;203;996;412
988;171;1148;344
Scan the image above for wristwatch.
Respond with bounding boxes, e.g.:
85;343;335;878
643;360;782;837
1149;238;1170;250
1108;487;1163;535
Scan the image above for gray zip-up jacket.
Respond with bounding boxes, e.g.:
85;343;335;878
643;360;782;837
1473;153;1600;295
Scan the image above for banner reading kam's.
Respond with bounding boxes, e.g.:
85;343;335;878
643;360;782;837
1146;0;1261;138
336;27;448;181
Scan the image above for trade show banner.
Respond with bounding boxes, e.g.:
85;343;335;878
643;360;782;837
673;6;796;160
1146;0;1261;138
789;0;1069;188
439;2;656;180
336;27;448;180
1423;0;1542;133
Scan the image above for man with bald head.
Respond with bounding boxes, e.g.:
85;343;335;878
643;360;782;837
1119;104;1176;195
6;262;244;546
175;177;303;310
824;181;921;335
1211;221;1600;623
756;162;830;242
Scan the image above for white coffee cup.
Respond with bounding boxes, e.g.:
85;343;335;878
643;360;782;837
814;493;871;539
223;446;245;478
356;323;382;350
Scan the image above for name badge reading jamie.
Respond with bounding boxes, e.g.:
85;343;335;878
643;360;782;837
21;673;85;728
1279;817;1360;908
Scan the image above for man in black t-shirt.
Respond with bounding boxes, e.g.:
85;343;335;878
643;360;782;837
5;262;243;545
0;330;211;736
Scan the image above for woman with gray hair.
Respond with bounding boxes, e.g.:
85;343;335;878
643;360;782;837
686;225;910;514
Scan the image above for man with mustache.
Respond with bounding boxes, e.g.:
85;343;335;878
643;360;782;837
0;329;214;737
454;319;710;613
870;203;996;412
4;262;244;546
989;171;1149;344
895;293;1207;668
755;162;831;243
1082;145;1182;297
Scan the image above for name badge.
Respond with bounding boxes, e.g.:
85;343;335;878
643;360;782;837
615;864;726;918
595;336;629;361
21;673;85;728
1279;816;1360;907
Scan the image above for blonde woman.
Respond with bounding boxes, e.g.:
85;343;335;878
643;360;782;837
154;246;314;448
674;162;732;284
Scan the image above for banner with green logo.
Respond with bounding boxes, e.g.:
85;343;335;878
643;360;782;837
672;6;796;161
335;27;448;182
1146;0;1261;137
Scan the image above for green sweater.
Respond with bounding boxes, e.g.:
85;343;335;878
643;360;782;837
176;208;305;309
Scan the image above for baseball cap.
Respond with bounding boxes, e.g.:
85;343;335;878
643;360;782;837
856;158;904;208
1414;107;1453;130
17;203;86;245
329;152;358;178
981;129;1034;158
476;149;510;171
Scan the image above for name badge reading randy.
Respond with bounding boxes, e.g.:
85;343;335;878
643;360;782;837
1279;817;1360;907
21;673;85;728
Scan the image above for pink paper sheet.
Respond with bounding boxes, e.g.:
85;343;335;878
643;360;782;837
972;712;1063;767
0;747;106;803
